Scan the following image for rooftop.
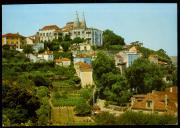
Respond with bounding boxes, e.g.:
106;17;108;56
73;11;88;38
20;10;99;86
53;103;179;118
75;61;92;70
40;25;61;31
55;58;71;63
2;33;24;38
131;86;177;113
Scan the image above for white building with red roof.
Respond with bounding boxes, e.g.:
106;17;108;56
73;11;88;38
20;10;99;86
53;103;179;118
37;25;62;42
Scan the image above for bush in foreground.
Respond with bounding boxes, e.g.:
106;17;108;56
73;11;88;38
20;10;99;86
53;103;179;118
94;111;177;125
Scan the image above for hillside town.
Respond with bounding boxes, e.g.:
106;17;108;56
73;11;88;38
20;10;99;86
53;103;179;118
2;11;177;126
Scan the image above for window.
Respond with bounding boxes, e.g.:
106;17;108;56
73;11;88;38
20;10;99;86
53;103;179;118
146;100;153;108
78;31;80;35
46;33;48;36
86;31;91;34
128;54;139;67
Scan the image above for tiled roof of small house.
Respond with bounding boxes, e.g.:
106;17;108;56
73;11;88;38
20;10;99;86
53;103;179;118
75;62;92;69
131;86;177;113
44;50;53;55
76;53;91;58
55;58;70;63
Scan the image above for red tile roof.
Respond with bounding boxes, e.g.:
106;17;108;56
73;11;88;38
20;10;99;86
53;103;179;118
75;62;92;69
55;58;70;63
76;53;91;58
131;86;177;113
40;25;61;31
2;33;24;38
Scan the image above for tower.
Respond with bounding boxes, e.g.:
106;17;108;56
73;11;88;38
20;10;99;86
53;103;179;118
81;12;87;29
74;11;80;29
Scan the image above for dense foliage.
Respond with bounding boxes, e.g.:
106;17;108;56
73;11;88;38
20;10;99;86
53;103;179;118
2;82;40;126
74;99;91;116
125;58;166;94
2;49;78;126
93;51;131;105
94;111;177;125
103;29;125;46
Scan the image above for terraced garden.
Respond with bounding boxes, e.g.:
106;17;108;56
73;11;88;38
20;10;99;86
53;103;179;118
50;80;95;125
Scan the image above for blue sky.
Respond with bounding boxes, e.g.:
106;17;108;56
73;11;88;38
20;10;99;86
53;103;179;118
2;4;177;56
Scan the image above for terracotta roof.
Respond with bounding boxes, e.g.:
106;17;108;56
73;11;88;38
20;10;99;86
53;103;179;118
131;86;177;113
44;50;53;55
76;53;91;58
40;25;61;31
55;58;70;63
2;33;24;38
75;62;92;69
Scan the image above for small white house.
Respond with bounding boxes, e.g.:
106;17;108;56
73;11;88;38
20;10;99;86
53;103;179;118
38;51;54;62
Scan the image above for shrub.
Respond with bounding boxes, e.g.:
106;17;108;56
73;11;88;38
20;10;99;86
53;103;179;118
33;75;51;87
74;100;91;116
94;112;116;125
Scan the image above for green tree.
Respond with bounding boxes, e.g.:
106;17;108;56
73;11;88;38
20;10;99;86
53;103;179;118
61;41;70;52
46;40;60;51
103;29;125;49
38;48;45;54
102;73;131;104
92;51;120;99
36;86;49;98
2;114;11;126
125;58;165;94
74;100;91;116
2;44;10;50
36;97;50;126
63;34;71;41
33;75;51;88
23;45;34;55
2;83;40;125
71;37;84;45
80;88;92;100
93;52;116;86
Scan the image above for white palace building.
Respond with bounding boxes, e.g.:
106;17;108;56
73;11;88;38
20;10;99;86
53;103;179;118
37;11;103;46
